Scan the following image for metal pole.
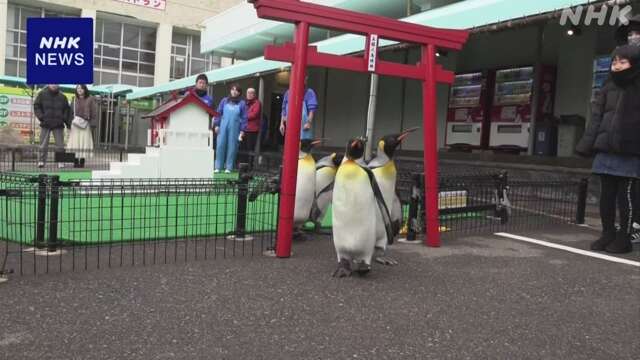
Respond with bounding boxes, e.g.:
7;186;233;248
124;103;130;151
528;24;544;155
422;44;441;247
576;178;589;225
256;76;265;158
275;21;309;258
364;73;379;161
48;175;60;252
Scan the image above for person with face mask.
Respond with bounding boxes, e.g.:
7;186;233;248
33;84;72;168
213;84;248;173
576;45;640;254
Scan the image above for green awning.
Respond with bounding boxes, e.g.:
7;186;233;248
126;0;591;100
0;75;137;96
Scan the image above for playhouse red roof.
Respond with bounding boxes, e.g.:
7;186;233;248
142;90;218;119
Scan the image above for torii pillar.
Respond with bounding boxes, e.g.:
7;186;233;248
248;0;469;257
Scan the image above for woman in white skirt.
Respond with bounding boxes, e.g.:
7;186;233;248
67;84;96;161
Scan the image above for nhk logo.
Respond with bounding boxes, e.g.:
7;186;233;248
559;4;632;26
0;95;9;105
26;18;93;84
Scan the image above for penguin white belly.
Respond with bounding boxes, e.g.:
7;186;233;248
315;167;336;221
332;162;377;264
372;165;397;249
294;156;316;226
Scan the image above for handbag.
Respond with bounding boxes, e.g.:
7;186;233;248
72;99;89;129
72;116;89;129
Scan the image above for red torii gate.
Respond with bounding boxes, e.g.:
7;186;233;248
249;0;469;257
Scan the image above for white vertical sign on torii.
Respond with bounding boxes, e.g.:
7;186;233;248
367;34;378;72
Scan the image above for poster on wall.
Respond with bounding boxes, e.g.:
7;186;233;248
0;90;34;143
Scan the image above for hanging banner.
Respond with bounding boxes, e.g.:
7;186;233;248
114;0;167;11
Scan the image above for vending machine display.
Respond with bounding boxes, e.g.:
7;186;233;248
445;72;485;148
592;55;611;100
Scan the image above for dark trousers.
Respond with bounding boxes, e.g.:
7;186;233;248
239;132;259;168
39;127;65;164
600;174;637;235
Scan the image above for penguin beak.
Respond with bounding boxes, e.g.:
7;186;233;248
397;127;419;142
311;138;329;147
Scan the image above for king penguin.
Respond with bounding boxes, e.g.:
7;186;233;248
368;127;418;265
293;139;322;237
310;152;344;230
332;138;392;277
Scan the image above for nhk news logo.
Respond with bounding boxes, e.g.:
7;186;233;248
26;17;93;84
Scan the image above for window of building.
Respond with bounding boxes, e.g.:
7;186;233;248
5;3;78;77
93;18;156;86
170;33;221;81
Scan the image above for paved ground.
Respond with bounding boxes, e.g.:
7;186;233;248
0;224;638;359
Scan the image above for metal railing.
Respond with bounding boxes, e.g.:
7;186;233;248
0;164;278;277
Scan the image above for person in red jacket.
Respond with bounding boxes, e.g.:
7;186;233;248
240;87;262;160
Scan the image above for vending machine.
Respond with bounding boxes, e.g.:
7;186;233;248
489;66;556;150
445;72;486;148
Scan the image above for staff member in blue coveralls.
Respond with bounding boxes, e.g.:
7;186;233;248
190;73;214;107
214;84;248;173
279;76;318;140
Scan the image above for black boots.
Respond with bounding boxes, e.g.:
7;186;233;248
590;231;615;251
604;231;633;254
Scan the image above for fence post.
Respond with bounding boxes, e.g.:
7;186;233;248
48;175;60;252
11;148;16;172
576;178;589;225
406;173;422;241
234;163;250;239
35;174;47;249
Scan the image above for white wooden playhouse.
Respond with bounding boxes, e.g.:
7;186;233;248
93;91;217;179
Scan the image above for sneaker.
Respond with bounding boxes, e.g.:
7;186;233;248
214;169;220;173
225;169;231;174
590;231;615;251
37;162;45;168
605;231;633;254
631;222;640;244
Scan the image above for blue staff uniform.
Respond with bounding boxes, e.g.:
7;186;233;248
281;88;318;140
214;97;248;171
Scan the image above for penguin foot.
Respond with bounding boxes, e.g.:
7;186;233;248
375;256;398;266
353;261;371;276
332;259;352;278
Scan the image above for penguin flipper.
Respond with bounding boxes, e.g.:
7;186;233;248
362;166;394;245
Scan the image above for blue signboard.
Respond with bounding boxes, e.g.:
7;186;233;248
26;17;93;84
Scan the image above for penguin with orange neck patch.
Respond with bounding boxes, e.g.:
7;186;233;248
310;152;344;231
332;138;393;277
368;127;418;265
293;139;322;238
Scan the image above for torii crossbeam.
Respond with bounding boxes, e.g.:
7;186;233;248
249;0;469;257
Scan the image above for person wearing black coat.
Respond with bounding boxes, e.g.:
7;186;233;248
576;45;640;254
33;84;72;167
615;14;640;241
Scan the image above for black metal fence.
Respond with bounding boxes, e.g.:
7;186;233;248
0;145;145;173
403;171;589;241
0;164;278;277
